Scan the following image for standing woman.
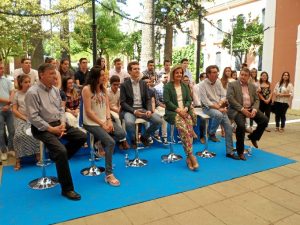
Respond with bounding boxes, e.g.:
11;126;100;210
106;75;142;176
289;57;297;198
62;77;80;128
82;66;127;186
248;68;260;131
12;75;40;170
258;71;272;132
273;72;294;132
164;65;199;171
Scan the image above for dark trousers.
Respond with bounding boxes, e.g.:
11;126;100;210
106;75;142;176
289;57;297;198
31;122;87;192
274;102;289;128
259;100;271;126
234;110;268;155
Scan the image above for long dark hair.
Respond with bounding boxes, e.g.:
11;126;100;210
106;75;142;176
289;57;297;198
85;66;106;94
279;71;290;87
62;76;78;98
221;66;232;89
259;71;270;85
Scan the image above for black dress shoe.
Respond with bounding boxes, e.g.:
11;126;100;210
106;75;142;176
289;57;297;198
61;190;81;201
140;136;150;146
226;153;240;160
238;154;247;161
248;135;258;148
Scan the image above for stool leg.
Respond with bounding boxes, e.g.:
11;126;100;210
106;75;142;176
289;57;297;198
127;123;147;167
28;142;59;190
161;124;183;163
81;132;105;176
196;118;216;158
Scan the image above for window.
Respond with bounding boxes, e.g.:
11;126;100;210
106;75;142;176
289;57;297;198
261;8;265;25
186;28;191;45
217;19;223;39
215;52;221;68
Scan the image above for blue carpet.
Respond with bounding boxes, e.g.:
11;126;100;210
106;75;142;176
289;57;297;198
0;140;296;225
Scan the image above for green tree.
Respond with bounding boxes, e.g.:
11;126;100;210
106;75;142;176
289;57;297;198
154;0;210;60
72;0;124;65
121;30;142;61
222;15;264;66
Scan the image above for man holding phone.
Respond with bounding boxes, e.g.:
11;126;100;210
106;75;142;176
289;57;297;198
120;61;162;147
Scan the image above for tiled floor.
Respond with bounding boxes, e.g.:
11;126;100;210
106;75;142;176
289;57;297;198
1;113;300;225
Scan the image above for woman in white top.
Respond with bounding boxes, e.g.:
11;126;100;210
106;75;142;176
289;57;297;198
273;71;294;132
82;66;127;186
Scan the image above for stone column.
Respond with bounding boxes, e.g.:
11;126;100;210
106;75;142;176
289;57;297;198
292;24;300;109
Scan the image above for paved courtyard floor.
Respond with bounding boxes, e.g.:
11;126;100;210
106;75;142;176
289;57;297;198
1;111;300;225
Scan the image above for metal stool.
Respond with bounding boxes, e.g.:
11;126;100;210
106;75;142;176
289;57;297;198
127;118;148;167
194;108;216;158
27;128;59;190
80;132;105;176
161;124;183;163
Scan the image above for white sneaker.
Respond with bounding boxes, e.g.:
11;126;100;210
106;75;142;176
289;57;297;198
1;152;8;161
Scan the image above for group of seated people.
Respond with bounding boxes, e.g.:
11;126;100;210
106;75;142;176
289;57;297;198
1;57;281;201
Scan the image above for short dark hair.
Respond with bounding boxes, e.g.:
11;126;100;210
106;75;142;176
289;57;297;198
110;75;120;84
199;72;206;79
113;58;121;64
127;61;139;73
21;58;31;64
163;59;171;65
241;68;250;75
45;57;55;64
206;65;219;74
180;58;188;64
141;75;150;81
79;58;87;64
147;59;154;65
38;63;55;78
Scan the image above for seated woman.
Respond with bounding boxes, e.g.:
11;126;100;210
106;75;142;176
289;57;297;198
62;77;80;128
163;65;199;171
82;66;128;186
12;75;40;170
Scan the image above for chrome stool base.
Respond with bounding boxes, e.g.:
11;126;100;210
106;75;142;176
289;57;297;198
161;153;183;163
29;176;59;190
196;150;216;158
81;165;105;176
128;158;147;167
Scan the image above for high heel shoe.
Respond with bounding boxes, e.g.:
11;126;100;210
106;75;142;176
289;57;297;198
189;155;199;170
105;174;120;187
14;158;21;171
186;157;193;170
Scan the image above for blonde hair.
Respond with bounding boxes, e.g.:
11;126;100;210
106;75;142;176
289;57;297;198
169;65;184;82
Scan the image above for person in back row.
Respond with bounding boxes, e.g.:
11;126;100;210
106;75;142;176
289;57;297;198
120;61;162;147
14;57;39;89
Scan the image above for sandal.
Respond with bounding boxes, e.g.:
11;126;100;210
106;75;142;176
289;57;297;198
275;127;279;132
105;174;120;187
279;128;284;132
186;157;194;171
14;159;21;171
189;155;199;170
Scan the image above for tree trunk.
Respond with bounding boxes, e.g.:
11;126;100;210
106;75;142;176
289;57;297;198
60;11;70;61
140;0;155;70
164;24;173;61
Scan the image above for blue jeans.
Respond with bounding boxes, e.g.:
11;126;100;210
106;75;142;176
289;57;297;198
124;112;162;141
0;111;15;152
203;108;233;154
84;121;126;175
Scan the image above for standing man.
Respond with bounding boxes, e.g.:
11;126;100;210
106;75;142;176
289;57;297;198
227;68;268;160
199;65;238;159
142;59;159;84
14;58;39;88
25;63;86;200
120;61;162;147
109;58;130;83
0;62;15;163
181;58;193;81
74;58;89;89
158;59;171;79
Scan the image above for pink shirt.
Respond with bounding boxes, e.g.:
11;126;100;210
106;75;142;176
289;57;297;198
241;82;251;108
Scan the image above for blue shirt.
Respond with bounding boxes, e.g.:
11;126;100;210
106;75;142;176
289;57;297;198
0;76;12;107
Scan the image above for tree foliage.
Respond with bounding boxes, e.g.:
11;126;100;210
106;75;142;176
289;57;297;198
72;0;124;60
154;0;210;60
222;15;264;64
172;44;195;73
121;31;142;61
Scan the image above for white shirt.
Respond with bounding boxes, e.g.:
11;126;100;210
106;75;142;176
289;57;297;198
109;68;129;83
14;68;39;85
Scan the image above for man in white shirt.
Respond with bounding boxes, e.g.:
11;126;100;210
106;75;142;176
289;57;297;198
158;59;171;80
13;58;39;88
109;58;129;83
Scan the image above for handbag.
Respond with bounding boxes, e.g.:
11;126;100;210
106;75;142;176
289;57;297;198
270;101;277;114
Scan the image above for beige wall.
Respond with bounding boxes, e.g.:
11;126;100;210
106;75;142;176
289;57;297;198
271;0;300;89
